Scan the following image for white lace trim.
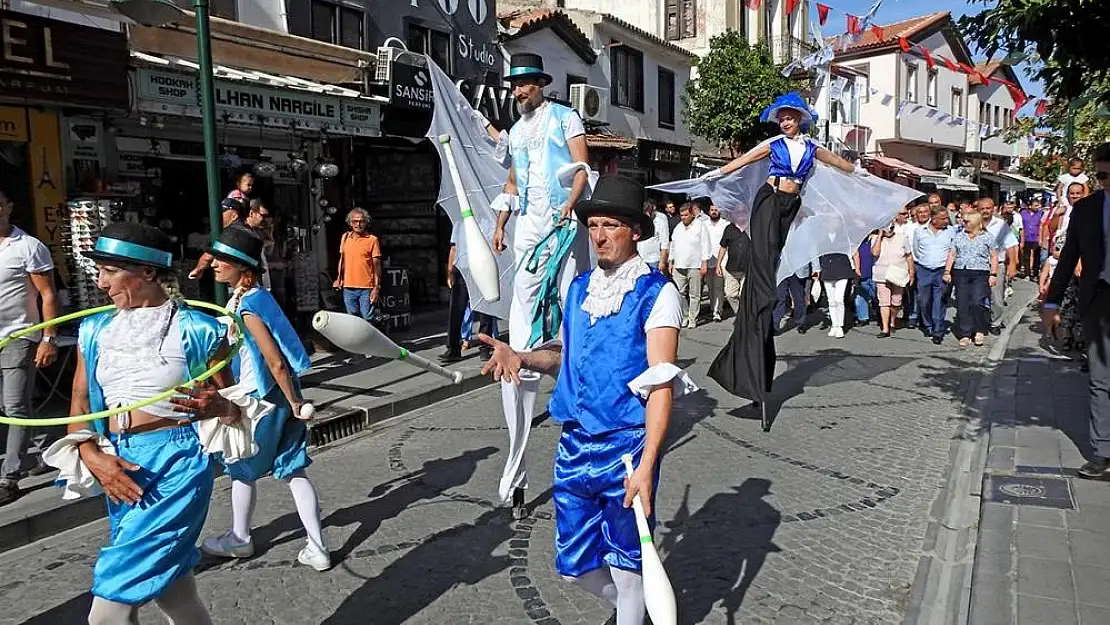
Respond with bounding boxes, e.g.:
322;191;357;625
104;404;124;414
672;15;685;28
581;256;651;325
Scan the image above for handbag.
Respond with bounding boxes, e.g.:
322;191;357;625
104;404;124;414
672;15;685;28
885;262;911;287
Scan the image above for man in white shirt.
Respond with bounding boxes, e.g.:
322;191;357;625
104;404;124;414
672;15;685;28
704;204;730;322
981;197;1020;334
670;202;712;328
636;199;670;273
0;190;60;506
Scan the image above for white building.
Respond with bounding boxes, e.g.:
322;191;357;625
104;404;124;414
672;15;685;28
501;8;696;184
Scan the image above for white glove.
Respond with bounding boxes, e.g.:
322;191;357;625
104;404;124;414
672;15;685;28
699;168;724;181
853;166;871;177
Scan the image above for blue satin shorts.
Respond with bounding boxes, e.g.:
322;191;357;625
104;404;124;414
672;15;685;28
224;387;311;482
93;426;213;605
553;424;659;577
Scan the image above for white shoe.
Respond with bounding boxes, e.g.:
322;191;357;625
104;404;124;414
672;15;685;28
201;532;255;558
833;327;845;339
713;313;723;322
297;541;332;571
827;326;836;337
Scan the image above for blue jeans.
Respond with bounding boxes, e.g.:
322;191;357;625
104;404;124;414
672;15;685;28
855;278;876;322
774;275;807;328
915;264;947;338
343;287;376;321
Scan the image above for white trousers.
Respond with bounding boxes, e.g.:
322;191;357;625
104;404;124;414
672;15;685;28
823;279;849;329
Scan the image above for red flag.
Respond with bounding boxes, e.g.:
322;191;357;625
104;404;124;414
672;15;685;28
1035;99;1048;117
785;0;801;16
922;48;935;70
847;15;862;36
817;3;830;25
744;0;761;8
1008;86;1027;111
940;56;960;72
898;37;911;53
870;25;884;41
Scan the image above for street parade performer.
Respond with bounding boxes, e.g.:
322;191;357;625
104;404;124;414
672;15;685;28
479;175;696;625
653;92;920;428
490;52;595;518
43;223;252;625
199;227;331;572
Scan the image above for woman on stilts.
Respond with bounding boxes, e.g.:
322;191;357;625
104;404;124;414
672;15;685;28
700;93;859;429
200;227;331;571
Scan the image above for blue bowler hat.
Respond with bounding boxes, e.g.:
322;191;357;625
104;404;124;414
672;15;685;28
503;53;552;85
85;222;176;269
760;92;819;130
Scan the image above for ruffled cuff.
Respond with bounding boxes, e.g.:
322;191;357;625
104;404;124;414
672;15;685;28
627;363;699;400
489;192;517;214
556;162;599;197
193;384;274;463
42;431;115;501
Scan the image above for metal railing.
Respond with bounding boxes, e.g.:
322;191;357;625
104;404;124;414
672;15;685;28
771;36;818;65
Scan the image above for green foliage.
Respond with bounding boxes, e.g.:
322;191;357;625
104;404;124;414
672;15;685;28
682;30;799;152
1005;75;1110;164
1016;150;1063;185
960;0;1110;104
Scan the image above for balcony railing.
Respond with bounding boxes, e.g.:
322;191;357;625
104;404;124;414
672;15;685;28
771;36;818;66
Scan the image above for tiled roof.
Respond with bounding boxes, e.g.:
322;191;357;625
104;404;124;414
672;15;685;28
830;11;950;54
970;60;1004;85
586;134;637;150
597;13;697;59
499;9;598;64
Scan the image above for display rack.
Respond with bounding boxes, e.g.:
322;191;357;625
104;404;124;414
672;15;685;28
63;199;120;309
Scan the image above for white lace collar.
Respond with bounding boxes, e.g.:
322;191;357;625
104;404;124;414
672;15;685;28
581;256;650;325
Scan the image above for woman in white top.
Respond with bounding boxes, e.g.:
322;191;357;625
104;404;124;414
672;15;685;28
871;209;915;338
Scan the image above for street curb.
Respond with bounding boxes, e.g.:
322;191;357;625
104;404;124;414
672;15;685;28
902;296;1035;625
0;368;499;555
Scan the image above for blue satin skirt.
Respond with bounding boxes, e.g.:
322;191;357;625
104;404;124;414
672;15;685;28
224;387;311;482
92;426;213;605
553;425;659;577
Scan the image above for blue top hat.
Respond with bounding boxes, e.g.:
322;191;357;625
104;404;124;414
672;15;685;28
503;53;553;85
760;92;818;131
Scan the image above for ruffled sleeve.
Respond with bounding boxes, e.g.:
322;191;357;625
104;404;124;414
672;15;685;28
556;162;599;198
627;362;699;400
193;384;275;463
42;431;116;500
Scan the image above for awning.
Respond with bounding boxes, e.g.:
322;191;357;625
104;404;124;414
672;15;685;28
935;176;980;191
131;51;387;136
867;155;948;185
979;172;1024;192
1000;171;1050;191
586;134;637;150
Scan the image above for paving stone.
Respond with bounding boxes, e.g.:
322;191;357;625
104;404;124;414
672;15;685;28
1016;507;1065;529
1078;602;1110;625
1015;525;1071;561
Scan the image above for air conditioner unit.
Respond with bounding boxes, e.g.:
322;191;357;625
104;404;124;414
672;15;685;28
375;46;401;83
570;84;610;123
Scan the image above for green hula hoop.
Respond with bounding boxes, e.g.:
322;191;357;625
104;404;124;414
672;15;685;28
0;300;240;427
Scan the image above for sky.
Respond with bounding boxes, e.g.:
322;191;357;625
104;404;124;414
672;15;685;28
817;0;1045;109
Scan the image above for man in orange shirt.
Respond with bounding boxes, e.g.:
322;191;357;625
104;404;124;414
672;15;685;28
333;208;382;322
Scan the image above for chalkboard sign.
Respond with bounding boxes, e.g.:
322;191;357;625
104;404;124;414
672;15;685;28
379;266;411;332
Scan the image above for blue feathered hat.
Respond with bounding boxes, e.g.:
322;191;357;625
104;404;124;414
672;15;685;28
760;92;818;130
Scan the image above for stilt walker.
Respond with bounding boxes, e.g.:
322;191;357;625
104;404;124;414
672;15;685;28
492;53;594;517
481;175;693;625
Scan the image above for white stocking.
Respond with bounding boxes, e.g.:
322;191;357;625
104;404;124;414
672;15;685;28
610;567;646;625
230;480;256;543
499;376;538;503
88;598;139;625
287;471;327;552
153;574;213;625
566;568;619;607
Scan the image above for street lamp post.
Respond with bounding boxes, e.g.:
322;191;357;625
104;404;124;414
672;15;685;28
111;0;225;303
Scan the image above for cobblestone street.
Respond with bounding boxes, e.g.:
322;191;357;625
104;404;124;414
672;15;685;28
0;308;996;625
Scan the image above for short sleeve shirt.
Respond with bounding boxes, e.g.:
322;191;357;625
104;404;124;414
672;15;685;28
0;227;54;341
951;231;998;271
340;233;383;289
719;224;752;273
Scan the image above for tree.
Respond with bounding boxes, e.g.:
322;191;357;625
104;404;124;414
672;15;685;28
960;1;1110;104
683;31;799;154
1016;150;1062;185
1004;75;1110;163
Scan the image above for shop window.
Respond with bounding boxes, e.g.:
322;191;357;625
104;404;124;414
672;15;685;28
407;23;452;74
610;44;644;111
658;67;675;129
285;0;363;50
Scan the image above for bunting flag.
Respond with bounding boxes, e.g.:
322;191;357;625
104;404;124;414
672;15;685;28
846;14;862;36
870;24;884;41
817;3;831;25
744;0;761;8
940;55;960;73
785;0;801;16
922;48;935;71
898;37;911;52
1035;100;1049;117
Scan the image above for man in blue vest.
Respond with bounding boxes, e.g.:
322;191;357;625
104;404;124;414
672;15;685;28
490;53;594;518
480;175;693;625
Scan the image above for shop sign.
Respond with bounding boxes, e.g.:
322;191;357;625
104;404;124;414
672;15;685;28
0;106;27;142
0;10;128;109
135;68;381;136
637;139;691;169
387;60;517;127
389;62;434;111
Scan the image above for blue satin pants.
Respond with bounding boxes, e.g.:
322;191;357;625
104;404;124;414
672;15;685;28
224;386;311;482
553;424;658;577
93;426;213;605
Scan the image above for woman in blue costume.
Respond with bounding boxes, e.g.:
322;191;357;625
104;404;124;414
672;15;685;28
701;93;858;428
198;227;330;571
62;223;241;625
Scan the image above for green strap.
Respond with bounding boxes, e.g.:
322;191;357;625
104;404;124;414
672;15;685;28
399;347;410;360
523;223;578;349
639;536;653;545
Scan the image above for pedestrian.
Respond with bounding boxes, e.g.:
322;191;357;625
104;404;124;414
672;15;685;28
716;221;751;319
946;210;998;348
1019;200;1044;280
1055;157;1090;225
200;227;330;571
0;190;60;505
669;202;712;328
814;253;854;338
635;199;671;273
853;235;877;327
443;229;497;363
705;204;730;321
663;200;680;231
912;205;955;344
1042;182;1090;353
981;198;1019;335
59;223;239;625
871;216;914;338
479;174;690;625
490;53;594;518
903;203;931;328
188;194;270;284
774;267;808;334
333;207;383;324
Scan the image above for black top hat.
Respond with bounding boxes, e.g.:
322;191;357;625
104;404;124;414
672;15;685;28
207;224;265;271
575;175;654;239
503;53;552;85
84;222;176;270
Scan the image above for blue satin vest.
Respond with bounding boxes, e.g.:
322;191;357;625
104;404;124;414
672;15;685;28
235;288;312;399
510;102;578;218
767;136;818;180
548;270;670;435
78;304;226;436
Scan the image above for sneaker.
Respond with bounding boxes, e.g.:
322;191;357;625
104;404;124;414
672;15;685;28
827;327;837;337
832;327;845;339
201;532;255;558
297;541;332;571
512;487;529;520
0;479;18;506
712;313;723;322
1077;458;1110;479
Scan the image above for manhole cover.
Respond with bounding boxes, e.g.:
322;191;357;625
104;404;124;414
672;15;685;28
985;474;1075;509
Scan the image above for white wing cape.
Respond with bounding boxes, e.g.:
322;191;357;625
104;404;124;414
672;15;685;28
425;58;515;319
650;162;924;283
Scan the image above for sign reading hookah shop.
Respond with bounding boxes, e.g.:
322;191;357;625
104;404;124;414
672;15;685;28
136;68;381;136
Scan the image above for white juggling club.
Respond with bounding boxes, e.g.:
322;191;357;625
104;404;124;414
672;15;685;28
312;311;463;384
437;133;501;303
621;453;677;625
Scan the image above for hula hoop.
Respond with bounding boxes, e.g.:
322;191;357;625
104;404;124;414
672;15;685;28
0;300;240;427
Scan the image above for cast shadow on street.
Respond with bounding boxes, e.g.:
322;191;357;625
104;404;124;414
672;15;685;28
660;478;781;625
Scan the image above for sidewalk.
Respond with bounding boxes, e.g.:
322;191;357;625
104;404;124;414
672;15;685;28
0;306;502;554
969;297;1110;624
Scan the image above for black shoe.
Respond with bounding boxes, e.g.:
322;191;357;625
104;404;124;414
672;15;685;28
877;331;890;338
1077;458;1110;479
797;325;808;335
989;326;1002;336
932;336;944;345
478;347;493;360
0;480;18;507
26;462;54;477
512;487;529;520
439;351;463;364
857;320;870;327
